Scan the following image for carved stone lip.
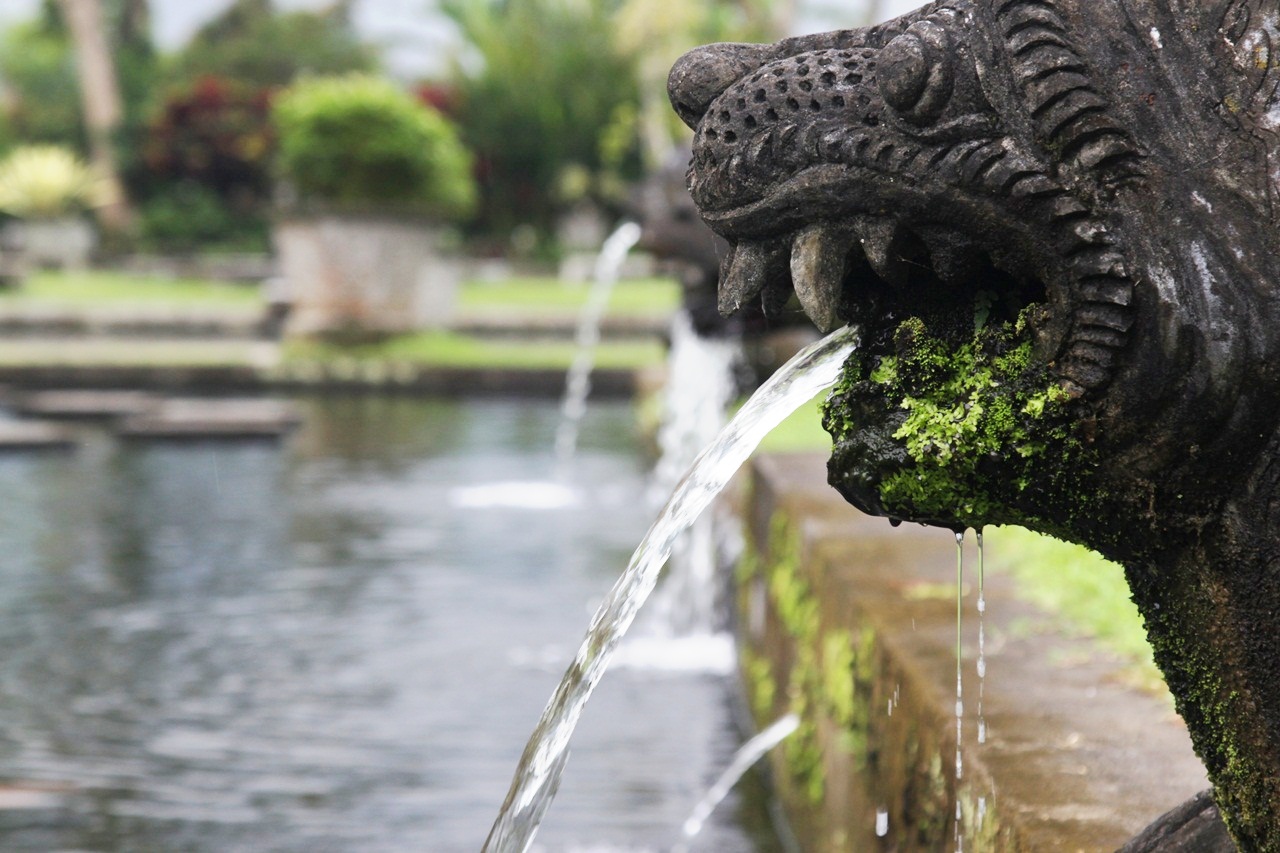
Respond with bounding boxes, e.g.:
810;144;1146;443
696;165;885;234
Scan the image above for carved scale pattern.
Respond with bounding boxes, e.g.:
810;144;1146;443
993;0;1143;178
687;0;1140;393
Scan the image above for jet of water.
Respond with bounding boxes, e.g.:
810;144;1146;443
672;713;800;852
484;324;861;853
554;222;644;463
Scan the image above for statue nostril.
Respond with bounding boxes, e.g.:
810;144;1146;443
879;34;931;113
667;43;778;130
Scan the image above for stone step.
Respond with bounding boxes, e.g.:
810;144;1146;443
0;306;274;339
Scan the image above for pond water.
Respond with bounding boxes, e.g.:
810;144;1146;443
0;397;782;852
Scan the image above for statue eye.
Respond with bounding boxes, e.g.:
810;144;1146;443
878;21;954;125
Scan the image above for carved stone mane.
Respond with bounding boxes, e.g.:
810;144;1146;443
670;0;1280;848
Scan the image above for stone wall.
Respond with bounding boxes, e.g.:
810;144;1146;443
738;453;1211;851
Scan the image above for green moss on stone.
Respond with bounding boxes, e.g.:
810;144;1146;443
824;311;1101;534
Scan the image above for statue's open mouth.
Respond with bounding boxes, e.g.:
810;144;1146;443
669;4;1141;398
700;164;1051;364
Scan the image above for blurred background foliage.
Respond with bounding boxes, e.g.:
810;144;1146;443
0;0;789;257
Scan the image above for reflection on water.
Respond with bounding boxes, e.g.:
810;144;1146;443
0;397;779;852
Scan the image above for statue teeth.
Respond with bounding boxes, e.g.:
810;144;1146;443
790;223;853;332
852;216;910;285
718;241;775;315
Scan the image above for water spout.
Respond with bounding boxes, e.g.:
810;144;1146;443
554;222;643;463
484;324;860;853
672;712;800;851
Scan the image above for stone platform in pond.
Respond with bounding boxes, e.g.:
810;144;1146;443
0;420;77;450
738;452;1209;851
118;399;302;440
12;389;158;421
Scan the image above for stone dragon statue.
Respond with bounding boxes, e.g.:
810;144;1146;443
668;0;1280;849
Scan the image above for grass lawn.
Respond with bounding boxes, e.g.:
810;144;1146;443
6;270;681;318
754;394;834;453
457;276;680;316
984;526;1161;690
284;331;667;371
0;270;264;307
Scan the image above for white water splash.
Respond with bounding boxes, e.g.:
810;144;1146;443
673;713;800;849
449;481;580;510
607;632;735;675
643;311;742;636
483;325;860;853
555;222;644;462
617;311;743;677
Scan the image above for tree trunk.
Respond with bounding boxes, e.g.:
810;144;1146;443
57;0;134;234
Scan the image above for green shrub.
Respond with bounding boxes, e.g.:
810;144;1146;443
0;20;82;148
272;74;476;220
137;181;268;253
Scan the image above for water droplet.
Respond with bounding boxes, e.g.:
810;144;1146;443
978;720;987;744
976;659;986;678
875;808;889;837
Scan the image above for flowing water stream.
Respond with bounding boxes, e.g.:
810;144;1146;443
673;713;800;851
484;324;861;853
554;222;644;463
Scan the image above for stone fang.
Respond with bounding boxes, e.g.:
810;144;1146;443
791;223;854;332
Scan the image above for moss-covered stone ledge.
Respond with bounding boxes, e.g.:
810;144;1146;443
737;452;1210;851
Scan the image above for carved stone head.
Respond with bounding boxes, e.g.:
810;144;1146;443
669;0;1280;559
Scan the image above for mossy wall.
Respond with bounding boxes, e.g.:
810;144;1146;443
738;502;1021;851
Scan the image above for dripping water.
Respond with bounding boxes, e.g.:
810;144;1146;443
976;530;987;746
554;222;643;463
672;713;800;851
955;530;965;853
483;324;861;853
875;808;889;838
955;530;965;783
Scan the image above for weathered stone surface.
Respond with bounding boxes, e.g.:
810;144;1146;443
275;215;459;338
744;453;1211;851
671;0;1280;847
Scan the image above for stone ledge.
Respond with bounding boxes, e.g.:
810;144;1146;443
740;452;1208;851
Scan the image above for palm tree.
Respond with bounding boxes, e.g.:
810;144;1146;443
56;0;134;233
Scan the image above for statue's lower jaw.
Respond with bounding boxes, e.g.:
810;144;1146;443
823;313;1097;538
